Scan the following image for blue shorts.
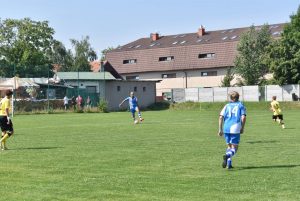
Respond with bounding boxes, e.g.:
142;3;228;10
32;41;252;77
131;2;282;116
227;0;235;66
224;133;240;145
130;106;138;114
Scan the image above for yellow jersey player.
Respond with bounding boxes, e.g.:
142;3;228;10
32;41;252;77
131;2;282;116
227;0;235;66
270;96;285;129
0;90;14;150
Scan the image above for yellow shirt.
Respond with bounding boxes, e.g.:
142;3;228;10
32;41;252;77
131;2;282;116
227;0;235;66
271;100;282;115
0;97;11;116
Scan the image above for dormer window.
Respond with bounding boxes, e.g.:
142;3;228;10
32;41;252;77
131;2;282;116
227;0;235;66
159;56;174;62
123;59;137;64
198;53;215;59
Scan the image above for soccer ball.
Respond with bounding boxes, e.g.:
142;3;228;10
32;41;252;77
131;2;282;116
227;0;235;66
134;120;139;124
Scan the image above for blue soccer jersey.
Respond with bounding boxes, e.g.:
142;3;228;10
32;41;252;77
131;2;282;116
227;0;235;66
124;97;138;109
220;101;246;134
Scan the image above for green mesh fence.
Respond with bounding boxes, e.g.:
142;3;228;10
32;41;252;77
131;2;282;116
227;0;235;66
66;88;100;107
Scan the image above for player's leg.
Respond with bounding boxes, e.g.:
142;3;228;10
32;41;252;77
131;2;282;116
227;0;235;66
222;134;231;168
130;108;136;121
278;115;285;129
223;134;240;169
227;144;238;169
0;118;14;150
135;107;143;121
272;115;277;122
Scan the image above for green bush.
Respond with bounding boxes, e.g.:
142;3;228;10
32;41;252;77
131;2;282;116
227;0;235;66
147;101;170;110
98;99;108;113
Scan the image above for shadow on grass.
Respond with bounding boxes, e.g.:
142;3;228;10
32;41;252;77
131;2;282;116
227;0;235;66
9;147;63;150
283;127;296;130
238;164;300;170
246;140;278;144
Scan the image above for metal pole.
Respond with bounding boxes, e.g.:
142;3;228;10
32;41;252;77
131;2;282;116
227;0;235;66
12;64;16;117
47;65;50;112
77;69;79;96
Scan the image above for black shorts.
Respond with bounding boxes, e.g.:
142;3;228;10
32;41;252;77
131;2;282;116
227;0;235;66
0;116;14;133
272;115;283;120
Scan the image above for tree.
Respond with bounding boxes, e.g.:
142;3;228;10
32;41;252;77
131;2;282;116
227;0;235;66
0;18;56;77
48;40;74;72
221;67;234;87
234;24;272;85
267;6;300;85
69;36;97;71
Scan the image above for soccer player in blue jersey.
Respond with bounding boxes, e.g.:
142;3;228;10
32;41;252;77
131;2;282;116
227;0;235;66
218;91;247;169
119;92;144;123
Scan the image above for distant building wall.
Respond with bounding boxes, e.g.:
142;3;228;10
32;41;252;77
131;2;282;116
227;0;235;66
122;68;229;96
105;80;156;111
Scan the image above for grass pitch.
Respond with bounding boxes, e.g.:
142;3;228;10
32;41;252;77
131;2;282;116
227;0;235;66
1;109;300;201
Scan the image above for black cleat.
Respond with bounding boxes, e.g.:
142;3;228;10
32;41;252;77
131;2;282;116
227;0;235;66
222;154;228;168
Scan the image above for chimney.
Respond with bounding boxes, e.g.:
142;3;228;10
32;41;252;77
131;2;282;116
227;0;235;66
198;25;205;36
151;33;159;41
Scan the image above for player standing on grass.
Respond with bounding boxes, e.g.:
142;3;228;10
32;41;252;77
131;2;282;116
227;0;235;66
0;90;14;150
119;92;144;123
218;91;246;169
270;96;285;129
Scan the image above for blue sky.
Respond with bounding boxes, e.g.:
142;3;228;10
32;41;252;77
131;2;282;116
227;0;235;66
0;0;299;57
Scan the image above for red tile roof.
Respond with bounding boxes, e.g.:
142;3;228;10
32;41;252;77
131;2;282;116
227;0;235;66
106;23;285;74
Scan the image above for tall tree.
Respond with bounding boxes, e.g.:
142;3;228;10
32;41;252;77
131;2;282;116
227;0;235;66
221;67;234;87
234;24;272;85
0;18;55;77
69;36;97;71
267;6;300;85
48;40;74;72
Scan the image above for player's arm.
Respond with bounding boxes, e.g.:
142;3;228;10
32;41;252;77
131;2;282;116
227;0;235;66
5;101;11;124
218;115;224;136
119;97;129;107
240;115;246;134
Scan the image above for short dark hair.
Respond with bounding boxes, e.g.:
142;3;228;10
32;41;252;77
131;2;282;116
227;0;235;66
229;91;239;101
272;96;277;100
5;90;13;97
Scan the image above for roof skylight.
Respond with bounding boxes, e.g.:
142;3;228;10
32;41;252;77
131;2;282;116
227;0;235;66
231;35;237;40
172;41;178;45
222;36;228;40
180;41;186;44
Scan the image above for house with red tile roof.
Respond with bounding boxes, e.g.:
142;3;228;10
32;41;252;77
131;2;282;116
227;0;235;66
105;24;285;95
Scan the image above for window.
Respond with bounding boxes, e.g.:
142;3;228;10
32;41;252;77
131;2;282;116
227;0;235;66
159;56;174;62
180;41;186;44
172;41;178;45
143;87;146;92
196;39;203;43
117;86;121;91
135;45;141;48
86;86;97;93
198;53;215;59
150;42;160;47
134;87;137;92
222;36;228;40
231;35;237;40
179;34;186;38
162;73;176;78
123;59;137;64
201;71;217;76
126;75;139;80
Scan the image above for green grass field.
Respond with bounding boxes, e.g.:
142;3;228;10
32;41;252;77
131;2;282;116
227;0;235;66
1;108;300;201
